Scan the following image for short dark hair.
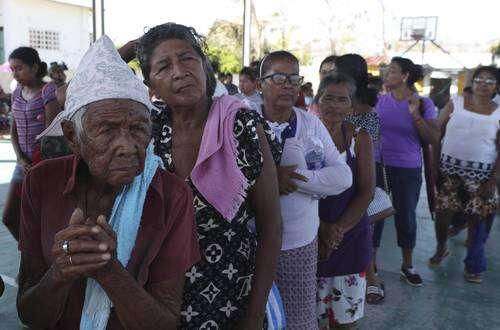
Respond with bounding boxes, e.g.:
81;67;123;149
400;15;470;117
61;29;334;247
137;22;216;98
314;72;357;105
391;57;424;88
472;65;499;83
240;66;257;81
259;50;299;78
9;47;47;79
319;55;338;72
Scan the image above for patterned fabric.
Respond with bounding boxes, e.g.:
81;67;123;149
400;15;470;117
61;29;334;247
317;272;366;328
152;106;281;329
440;154;494;181
436;171;498;218
40;35;153;138
347;111;379;142
11;82;57;159
275;237;318;330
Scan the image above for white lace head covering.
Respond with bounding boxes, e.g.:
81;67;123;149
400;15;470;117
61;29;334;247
38;35;152;138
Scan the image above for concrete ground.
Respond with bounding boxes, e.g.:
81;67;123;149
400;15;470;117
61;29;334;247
0;139;499;329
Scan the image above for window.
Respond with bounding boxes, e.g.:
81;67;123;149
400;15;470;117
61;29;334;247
29;29;60;50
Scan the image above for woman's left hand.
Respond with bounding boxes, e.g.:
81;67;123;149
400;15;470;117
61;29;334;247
88;215;118;278
408;95;422;120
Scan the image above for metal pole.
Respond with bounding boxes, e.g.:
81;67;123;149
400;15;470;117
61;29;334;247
92;0;96;41
242;0;251;66
101;0;105;36
421;39;425;65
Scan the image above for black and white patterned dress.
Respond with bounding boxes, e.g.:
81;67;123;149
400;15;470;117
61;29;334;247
152;106;281;329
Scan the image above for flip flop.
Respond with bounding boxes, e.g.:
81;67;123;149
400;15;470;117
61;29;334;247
428;250;450;267
366;283;385;304
464;270;482;284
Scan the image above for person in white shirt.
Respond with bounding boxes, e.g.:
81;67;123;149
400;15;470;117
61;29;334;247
258;50;352;330
431;66;500;284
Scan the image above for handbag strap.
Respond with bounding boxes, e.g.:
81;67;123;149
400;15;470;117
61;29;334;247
377;132;391;194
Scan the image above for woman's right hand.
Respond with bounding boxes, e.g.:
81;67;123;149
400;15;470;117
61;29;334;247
318;222;344;252
277;165;308;195
50;209;112;284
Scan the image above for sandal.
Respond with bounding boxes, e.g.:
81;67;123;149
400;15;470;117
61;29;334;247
366;283;385;304
464;270;482;284
428;250;450;267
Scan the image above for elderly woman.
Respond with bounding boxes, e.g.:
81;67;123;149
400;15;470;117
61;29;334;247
17;36;200;330
315;73;375;329
257;50;352;329
430;66;500;283
132;23;282;329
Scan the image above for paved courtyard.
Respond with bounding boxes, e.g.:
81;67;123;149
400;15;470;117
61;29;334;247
0;139;499;329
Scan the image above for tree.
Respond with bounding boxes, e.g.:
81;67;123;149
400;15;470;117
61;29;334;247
206;20;244;73
490;41;500;64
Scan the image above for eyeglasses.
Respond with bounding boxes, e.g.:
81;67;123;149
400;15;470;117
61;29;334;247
262;73;304;86
473;78;497;86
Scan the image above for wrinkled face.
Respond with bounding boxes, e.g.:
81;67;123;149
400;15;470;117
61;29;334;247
319;61;336;82
261;58;300;110
318;83;353;124
147;39;207;109
70;99;151;188
239;74;256;95
9;58;37;86
472;71;497;98
384;62;407;89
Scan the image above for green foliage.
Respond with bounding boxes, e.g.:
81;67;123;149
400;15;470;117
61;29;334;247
206;20;243;74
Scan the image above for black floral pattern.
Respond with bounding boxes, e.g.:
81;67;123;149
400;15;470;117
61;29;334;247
151;105;281;329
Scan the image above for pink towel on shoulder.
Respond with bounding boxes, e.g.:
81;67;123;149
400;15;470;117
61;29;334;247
191;95;250;221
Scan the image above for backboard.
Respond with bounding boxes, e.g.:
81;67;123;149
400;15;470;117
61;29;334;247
400;17;438;41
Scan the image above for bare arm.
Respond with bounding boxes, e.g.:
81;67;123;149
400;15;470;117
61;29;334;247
332;130;375;232
433;100;454;177
118;39;138;63
10;119;29;165
44;99;61;127
245;124;282;327
17;254;74;328
95;260;184;329
409;96;440;147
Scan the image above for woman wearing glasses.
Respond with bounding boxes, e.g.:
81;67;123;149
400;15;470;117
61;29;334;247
430;66;500;284
258;50;352;329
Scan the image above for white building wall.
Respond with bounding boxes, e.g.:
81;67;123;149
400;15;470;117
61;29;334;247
3;0;91;69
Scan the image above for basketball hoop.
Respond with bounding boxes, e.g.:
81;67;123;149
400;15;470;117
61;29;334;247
400;17;437;42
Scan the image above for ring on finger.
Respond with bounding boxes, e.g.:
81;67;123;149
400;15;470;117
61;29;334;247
62;240;70;254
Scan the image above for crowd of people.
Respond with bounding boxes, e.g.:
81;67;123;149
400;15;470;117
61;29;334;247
0;21;499;330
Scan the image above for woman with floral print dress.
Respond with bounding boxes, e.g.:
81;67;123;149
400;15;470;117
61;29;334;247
135;23;282;329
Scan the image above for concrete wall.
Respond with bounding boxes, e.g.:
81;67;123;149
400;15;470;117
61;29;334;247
2;0;91;69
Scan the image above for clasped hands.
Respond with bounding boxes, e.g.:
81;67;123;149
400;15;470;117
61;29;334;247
51;208;117;284
318;222;344;262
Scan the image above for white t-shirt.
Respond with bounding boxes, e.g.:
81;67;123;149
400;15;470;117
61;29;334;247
260;107;353;250
214;80;228;97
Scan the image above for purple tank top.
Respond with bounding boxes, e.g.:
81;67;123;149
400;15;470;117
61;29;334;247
317;124;372;277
